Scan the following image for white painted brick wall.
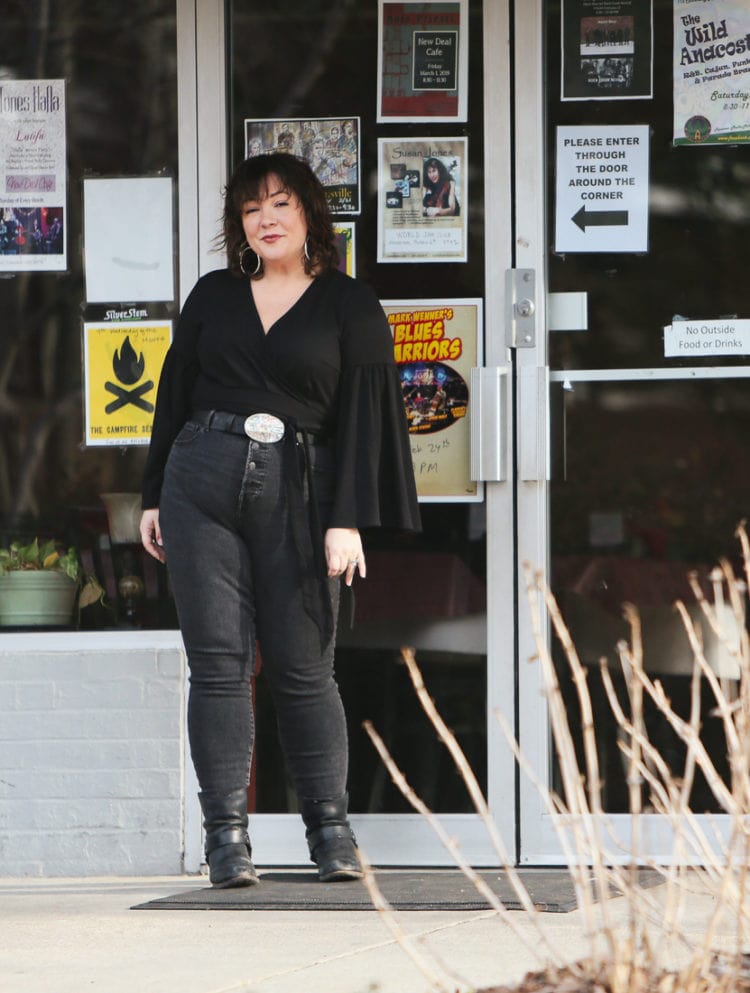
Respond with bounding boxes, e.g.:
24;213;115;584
0;633;191;877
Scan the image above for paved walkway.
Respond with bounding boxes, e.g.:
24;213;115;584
0;873;731;993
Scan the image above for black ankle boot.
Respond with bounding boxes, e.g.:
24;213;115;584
198;788;259;888
300;793;362;882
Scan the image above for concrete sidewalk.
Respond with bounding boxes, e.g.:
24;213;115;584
0;873;730;993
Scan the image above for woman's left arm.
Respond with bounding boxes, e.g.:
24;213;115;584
324;527;366;586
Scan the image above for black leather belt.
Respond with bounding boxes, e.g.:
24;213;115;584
192;410;327;447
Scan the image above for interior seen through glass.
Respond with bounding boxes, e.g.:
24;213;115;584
546;0;750;812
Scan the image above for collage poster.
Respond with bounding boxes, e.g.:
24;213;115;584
83;321;172;447
377;0;468;122
561;0;653;101
377;137;467;262
244;117;361;214
383;298;481;501
0;79;67;272
673;0;750;145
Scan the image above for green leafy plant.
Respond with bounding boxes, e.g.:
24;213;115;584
0;537;104;608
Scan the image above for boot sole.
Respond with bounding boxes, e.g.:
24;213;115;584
318;868;363;882
212;872;259;889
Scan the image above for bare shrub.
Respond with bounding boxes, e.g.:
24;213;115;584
361;524;750;993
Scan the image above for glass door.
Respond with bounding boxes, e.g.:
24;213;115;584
518;0;750;861
221;0;517;866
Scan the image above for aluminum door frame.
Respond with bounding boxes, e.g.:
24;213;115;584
181;0;517;868
512;0;741;864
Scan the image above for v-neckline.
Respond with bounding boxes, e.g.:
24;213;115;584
249;275;317;336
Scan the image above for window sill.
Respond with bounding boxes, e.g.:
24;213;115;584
0;629;184;653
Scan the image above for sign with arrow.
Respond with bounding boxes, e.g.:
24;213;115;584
555;124;649;253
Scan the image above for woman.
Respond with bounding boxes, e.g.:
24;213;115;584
140;153;420;888
422;157;459;217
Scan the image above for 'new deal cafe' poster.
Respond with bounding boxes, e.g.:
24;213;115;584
383;298;482;501
83;321;172;447
674;0;750;145
377;0;469;122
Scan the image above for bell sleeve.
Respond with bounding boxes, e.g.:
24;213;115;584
141;285;202;509
330;281;421;532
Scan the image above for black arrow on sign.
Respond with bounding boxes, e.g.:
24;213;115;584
572;205;629;232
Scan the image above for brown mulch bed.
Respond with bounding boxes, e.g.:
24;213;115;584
475;960;750;993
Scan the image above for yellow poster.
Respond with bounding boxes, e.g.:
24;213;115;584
382;298;482;501
82;321;172;446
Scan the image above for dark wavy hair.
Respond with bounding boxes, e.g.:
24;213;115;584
222;153;338;278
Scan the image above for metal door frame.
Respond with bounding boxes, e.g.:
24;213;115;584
177;0;518;868
512;0;740;864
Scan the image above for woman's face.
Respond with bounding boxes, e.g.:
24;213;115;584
427;163;439;184
241;175;308;269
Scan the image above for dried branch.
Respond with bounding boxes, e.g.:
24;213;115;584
363;716;566;970
358;846;452;993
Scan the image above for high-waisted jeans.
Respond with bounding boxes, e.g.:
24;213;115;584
159;419;346;801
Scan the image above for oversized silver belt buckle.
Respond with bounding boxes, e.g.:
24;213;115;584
243;412;285;443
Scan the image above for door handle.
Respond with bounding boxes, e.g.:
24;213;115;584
470;366;509;482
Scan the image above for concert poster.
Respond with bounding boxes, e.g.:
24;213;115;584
244;117;361;215
382;297;482;501
377;0;468;122
82;321;172;447
561;0;653;101
0;79;67;272
673;0;750;146
377;137;468;262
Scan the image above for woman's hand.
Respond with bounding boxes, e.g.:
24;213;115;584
324;527;366;586
140;508;166;563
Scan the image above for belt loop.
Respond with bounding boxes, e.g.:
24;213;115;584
207;410;216;428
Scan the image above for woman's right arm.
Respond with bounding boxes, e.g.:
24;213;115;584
140;508;165;562
140;279;204;552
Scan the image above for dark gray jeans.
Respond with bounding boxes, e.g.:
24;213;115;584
159;419;346;801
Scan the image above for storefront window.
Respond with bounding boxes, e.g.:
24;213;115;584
1;2;178;629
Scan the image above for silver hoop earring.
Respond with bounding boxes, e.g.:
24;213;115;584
239;243;262;277
303;238;311;262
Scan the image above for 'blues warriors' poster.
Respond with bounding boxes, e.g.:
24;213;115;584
382;298;482;501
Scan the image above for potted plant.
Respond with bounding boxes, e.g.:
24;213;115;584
0;537;104;628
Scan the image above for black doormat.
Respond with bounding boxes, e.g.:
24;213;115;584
131;869;660;914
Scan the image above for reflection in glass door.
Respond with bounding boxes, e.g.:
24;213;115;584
519;0;750;860
550;370;750;814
